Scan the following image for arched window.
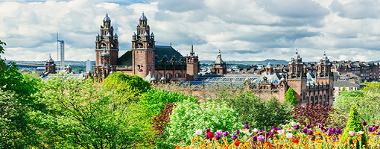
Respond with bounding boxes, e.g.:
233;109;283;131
311;96;314;101
323;94;326;99
176;73;179;78
319;95;322;100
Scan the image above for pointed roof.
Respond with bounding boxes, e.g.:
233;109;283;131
293;49;301;59
143;71;156;82
266;62;273;68
103;13;111;22
322;51;328;60
140;12;147;20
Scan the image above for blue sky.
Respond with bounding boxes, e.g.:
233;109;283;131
1;0;380;62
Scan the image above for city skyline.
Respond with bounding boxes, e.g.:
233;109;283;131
1;0;380;62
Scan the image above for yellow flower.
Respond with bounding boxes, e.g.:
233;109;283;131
191;139;195;144
195;136;199;140
353;139;357;144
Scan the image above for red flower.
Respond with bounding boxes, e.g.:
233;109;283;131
234;140;240;146
292;139;299;144
207;132;214;139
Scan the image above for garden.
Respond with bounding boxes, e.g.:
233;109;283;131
1;40;380;148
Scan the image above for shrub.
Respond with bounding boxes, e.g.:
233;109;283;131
164;100;242;146
342;105;368;148
285;86;297;107
212;90;292;130
290;105;334;127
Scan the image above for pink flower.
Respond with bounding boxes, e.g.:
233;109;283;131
349;131;356;136
277;129;285;135
286;133;293;138
258;135;264;141
195;129;202;135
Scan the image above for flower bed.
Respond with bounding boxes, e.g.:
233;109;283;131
175;123;380;149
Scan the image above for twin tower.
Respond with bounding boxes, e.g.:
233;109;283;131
94;13;199;81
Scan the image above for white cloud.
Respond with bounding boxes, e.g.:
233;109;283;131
0;0;379;63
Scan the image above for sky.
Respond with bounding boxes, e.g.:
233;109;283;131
1;0;380;62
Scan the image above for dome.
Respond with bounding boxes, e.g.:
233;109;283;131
103;13;111;22
140;12;147;20
214;50;224;64
114;33;118;37
266;62;273;68
67;65;71;68
47;55;54;63
101;49;110;57
160;77;166;80
281;77;286;81
143;71;156;82
151;32;154;36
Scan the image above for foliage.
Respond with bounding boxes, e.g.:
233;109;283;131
164;99;242;146
31;75;145;148
102;72;150;102
138;89;197;122
284;86;297;107
340;85;346;95
326;109;348;130
290;105;334;127
342;105;368;148
334;89;380;125
213;90;292;130
152;103;175;137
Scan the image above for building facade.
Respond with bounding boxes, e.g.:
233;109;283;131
331;60;379;82
94;13;200;81
211;50;227;75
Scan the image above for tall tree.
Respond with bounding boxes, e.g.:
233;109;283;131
285;86;297;107
339;85;346;95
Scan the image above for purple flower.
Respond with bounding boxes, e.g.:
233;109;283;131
294;125;300;130
215;134;222;140
349;131;356;136
232;135;237;140
257;130;263;134
363;121;367;126
320;127;328;132
205;129;210;133
306;124;311;128
267;132;273;138
307;130;313;135
302;128;308;133
368;127;373;132
258;135;264;142
235;129;240;134
204;133;209;139
376;131;380;135
327;130;332;136
271;127;277;131
252;136;257;141
223;131;230;137
244;124;249;129
336;129;342;134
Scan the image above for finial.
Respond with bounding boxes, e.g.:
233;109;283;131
49;54;51;58
324;50;326;56
191;45;193;53
296;49;298;54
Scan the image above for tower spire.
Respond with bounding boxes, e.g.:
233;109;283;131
190;45;195;56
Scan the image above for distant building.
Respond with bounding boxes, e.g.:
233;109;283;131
94;13;200;81
44;55;56;73
86;59;92;72
333;81;359;98
331;60;379;82
211;50;227;75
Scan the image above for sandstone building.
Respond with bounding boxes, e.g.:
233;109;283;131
94;13;199;81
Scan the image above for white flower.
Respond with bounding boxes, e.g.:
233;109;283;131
291;122;297;126
286;133;293;138
195;129;202;135
253;128;258;133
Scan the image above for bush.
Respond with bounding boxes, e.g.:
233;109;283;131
342;105;368;147
290;105;334;127
285;86;297;107
164;100;242;146
212;90;292;130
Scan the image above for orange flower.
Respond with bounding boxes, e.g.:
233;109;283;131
180;140;185;143
353;139;357;144
191;139;195;144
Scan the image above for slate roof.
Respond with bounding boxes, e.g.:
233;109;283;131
334;81;358;87
116;45;185;67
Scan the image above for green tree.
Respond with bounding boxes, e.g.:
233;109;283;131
0;41;44;148
31;75;143;148
212;89;292;130
284;86;297;107
340;85;346;95
102;72;150;102
341;105;368;148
